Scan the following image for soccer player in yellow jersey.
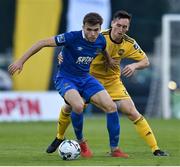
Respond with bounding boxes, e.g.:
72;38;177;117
46;10;168;157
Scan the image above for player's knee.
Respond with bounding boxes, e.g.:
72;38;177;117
64;105;72;114
105;102;117;112
126;106;140;121
72;103;84;113
131;110;141;120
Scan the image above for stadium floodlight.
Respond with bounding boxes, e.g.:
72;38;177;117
161;14;180;119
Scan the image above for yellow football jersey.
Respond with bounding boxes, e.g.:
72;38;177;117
90;29;146;79
90;29;147;100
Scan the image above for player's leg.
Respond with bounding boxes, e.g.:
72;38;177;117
64;89;93;158
54;77;92;157
57;104;72;140
97;78;129;157
55;76;85;141
64;89;84;140
64;89;85;141
90;90;128;158
46;104;72;153
83;75;128;158
116;99;168;156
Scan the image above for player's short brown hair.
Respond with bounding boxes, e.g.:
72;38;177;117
83;12;103;26
113;10;132;22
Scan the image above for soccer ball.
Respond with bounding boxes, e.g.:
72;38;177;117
58;139;81;160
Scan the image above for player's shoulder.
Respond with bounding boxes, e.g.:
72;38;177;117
66;30;82;38
97;32;106;44
123;34;135;44
101;29;110;36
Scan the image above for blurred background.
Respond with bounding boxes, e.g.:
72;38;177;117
0;0;180;121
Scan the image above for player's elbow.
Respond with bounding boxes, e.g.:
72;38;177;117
145;59;150;67
143;57;150;68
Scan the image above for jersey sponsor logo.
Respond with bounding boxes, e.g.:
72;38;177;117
118;49;125;55
56;34;65;43
76;56;94;64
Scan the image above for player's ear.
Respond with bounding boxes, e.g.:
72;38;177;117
111;20;114;27
126;20;130;31
126;25;130;31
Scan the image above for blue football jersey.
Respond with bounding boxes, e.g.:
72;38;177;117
54;30;106;77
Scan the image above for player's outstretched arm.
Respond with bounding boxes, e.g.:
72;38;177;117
8;37;56;75
122;56;150;77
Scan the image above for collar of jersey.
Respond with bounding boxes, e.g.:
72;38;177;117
109;29;123;44
82;30;86;39
82;30;96;43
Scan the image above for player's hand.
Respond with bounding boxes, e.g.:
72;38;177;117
121;64;136;77
105;58;119;70
8;60;23;75
57;53;63;64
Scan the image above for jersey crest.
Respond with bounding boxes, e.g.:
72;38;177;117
118;49;125;55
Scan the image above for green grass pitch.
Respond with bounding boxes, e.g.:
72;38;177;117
0;116;179;166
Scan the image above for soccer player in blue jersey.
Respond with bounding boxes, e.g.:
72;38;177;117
8;12;124;158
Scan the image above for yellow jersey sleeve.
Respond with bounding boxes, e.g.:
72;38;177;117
122;36;146;61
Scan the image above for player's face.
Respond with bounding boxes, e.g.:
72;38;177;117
83;23;101;42
111;18;130;41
